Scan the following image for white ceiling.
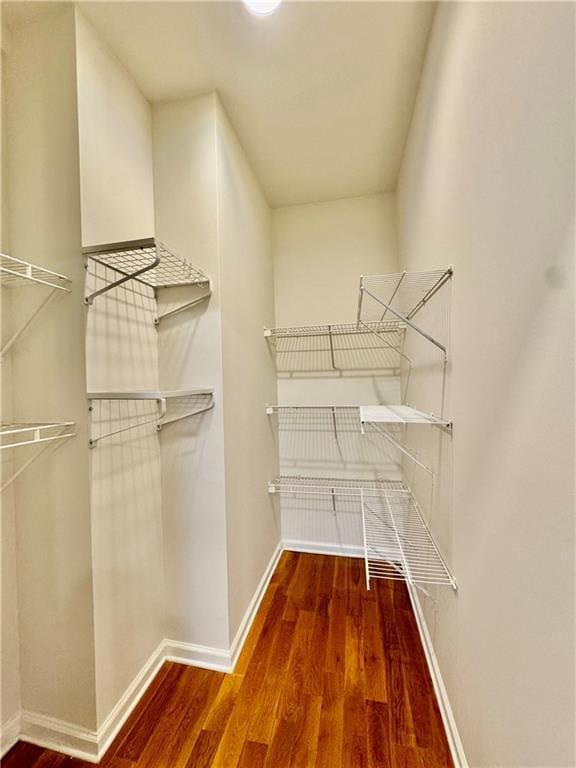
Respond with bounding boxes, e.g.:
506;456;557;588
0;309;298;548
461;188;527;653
12;1;437;207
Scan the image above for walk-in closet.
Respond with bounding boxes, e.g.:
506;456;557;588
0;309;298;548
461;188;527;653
1;2;574;767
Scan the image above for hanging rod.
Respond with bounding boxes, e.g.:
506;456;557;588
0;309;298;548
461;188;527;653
155;291;212;325
83;238;211;323
87;390;214;447
157;390;215;429
0;253;72;358
0;422;76;492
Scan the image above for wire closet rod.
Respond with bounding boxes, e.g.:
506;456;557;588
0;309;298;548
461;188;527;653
0;253;73;358
87;390;214;447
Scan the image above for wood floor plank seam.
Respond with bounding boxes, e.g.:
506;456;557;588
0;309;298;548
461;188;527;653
6;554;453;768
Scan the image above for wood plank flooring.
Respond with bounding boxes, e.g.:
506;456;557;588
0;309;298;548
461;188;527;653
4;553;453;767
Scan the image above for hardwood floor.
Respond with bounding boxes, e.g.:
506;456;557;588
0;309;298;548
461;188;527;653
4;553;453;767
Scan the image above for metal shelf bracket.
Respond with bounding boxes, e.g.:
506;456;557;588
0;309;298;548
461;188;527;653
155;290;212;325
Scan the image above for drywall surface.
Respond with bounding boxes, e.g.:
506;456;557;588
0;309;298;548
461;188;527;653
215;97;280;642
0;14;22;747
273;194;397;327
153;94;230;650
75;8;154;246
75;8;164;725
3;6;96;728
396;3;575;766
272;195;400;550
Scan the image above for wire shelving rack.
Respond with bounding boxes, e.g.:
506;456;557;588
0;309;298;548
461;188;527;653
0;253;72;357
264;320;407;373
268;475;455;591
87;390;214;447
0;421;76;492
357;268;452;355
83;238;211;324
359;405;451;429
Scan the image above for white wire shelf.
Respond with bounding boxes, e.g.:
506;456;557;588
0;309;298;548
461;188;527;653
266;404;448;475
87;389;214;447
0;253;72;357
266;404;450;428
1;422;76;493
1;421;76;450
0;253;72;291
264;321;407;373
83;238;210;322
359;405;451;428
357;268;452;355
268;475;455;591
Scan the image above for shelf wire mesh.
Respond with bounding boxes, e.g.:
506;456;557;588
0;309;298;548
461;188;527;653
359;269;451;324
85;239;209;289
0;253;71;291
0;421;76;449
265;321;405;373
269;475;454;589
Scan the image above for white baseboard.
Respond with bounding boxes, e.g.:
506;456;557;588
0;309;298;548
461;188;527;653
229;540;283;668
7;545;465;768
20;710;99;763
283;538;364;558
163;540;283;673
96;640;166;759
407;584;468;768
1;710;21;757
163;639;233;673
7;541;284;763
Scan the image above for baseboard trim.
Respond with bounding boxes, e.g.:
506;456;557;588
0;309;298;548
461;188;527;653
96;640;166;759
407;584;468;768
163;639;233;673
7;546;465;768
1;710;22;757
229;540;283;668
163;540;283;674
5;542;284;763
20;710;99;763
283;538;364;558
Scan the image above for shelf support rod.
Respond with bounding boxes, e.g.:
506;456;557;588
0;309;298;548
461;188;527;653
89;398;166;448
378;271;406;327
328;324;336;369
407;267;453;320
381;491;413;586
360;287;447;356
367;422;434;477
158;394;215;429
360;488;371;590
154;290;212;325
1;433;75;493
358;319;413;368
84;255;160;306
1;289;60;359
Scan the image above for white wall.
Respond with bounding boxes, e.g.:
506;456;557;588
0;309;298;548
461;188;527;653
154;93;231;650
75;8;164;725
0;13;22;750
216;97;280;641
3;5;96;729
75;9;154;247
274;194;397;327
397;4;575;766
272;195;401;550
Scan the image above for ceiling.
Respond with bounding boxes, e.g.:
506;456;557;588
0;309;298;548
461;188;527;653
7;1;437;208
